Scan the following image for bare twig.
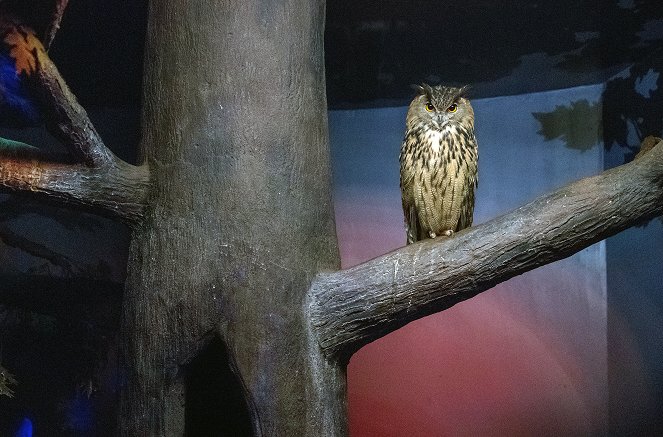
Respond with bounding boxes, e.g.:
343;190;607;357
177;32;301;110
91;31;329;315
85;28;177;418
309;139;663;361
43;0;69;49
0;224;75;274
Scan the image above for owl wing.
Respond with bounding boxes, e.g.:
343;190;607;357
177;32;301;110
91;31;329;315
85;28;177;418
456;162;478;231
456;183;475;230
400;152;421;244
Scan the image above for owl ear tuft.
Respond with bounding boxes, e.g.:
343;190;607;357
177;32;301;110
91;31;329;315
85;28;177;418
411;83;434;99
410;84;424;94
458;85;472;98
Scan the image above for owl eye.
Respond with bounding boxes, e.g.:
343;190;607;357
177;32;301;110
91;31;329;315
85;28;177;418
447;103;458;113
425;103;435;112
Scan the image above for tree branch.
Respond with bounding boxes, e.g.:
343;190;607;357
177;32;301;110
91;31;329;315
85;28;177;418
0;224;75;274
34;27;114;166
42;0;69;49
0;150;149;224
0;0;70;50
0;15;150;224
309;138;663;361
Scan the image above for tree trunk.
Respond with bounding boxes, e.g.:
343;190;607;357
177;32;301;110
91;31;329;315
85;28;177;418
119;0;345;435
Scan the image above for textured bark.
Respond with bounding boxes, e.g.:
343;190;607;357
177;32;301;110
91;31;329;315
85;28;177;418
119;1;345;435
35;46;113;166
0;150;150;224
309;138;663;360
42;0;69;49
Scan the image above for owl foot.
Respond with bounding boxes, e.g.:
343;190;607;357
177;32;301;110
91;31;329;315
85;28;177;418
428;230;454;239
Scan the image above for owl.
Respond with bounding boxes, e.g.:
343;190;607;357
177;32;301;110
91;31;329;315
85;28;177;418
399;83;478;244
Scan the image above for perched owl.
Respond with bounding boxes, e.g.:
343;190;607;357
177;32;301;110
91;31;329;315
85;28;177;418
399;84;478;244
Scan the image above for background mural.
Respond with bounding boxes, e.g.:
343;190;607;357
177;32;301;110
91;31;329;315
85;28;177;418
331;84;609;436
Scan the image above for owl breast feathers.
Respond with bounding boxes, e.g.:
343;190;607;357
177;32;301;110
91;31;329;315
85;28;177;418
399;83;478;244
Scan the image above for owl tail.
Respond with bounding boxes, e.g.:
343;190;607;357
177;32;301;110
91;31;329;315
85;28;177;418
406;206;420;244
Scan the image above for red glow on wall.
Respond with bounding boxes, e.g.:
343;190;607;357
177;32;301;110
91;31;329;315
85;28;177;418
347;288;604;436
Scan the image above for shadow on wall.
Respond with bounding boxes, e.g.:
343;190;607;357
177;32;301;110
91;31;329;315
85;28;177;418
531;55;663;436
325;0;663;107
533;52;663;164
532;99;602;152
602;58;663;163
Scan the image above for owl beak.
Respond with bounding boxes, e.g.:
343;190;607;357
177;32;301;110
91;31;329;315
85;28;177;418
435;113;447;127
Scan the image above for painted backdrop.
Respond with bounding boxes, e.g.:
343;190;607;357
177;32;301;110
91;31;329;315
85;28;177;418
330;84;609;436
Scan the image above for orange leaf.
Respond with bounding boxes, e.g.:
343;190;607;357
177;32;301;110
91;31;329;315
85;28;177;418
3;25;46;76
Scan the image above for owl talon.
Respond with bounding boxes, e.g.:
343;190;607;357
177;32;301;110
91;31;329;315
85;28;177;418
428;230;454;239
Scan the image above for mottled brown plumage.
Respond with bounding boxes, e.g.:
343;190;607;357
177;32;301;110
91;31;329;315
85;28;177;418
399;84;478;244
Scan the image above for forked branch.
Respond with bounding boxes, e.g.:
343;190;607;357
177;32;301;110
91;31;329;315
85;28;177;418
0;13;149;223
309;138;663;361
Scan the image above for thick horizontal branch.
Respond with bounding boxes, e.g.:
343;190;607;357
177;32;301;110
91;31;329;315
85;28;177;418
309;138;663;361
0;146;150;224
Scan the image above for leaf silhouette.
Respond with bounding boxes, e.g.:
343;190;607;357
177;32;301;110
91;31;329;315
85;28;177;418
533;99;602;151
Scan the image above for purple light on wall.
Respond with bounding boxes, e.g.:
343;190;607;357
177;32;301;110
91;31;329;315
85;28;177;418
14;418;32;437
63;392;94;432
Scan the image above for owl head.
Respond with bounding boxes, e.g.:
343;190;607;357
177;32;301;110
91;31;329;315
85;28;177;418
406;83;474;131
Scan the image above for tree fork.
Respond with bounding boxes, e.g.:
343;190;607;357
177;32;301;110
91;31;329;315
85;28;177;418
119;1;345;434
0;10;150;224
